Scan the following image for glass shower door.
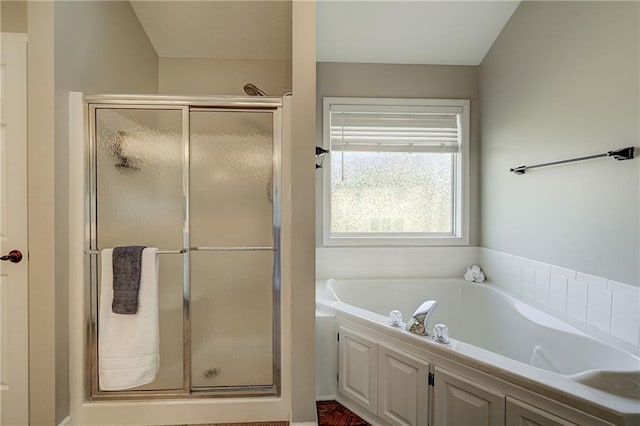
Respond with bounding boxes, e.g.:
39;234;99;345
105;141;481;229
189;110;277;390
88;97;282;400
94;108;185;391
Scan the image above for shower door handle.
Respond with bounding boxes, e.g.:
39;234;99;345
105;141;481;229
0;250;23;263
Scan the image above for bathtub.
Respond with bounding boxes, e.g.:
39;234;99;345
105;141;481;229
316;278;640;424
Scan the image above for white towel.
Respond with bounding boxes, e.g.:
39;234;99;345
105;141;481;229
98;248;160;390
464;264;485;283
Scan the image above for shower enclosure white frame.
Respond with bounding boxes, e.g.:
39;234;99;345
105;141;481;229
75;94;285;404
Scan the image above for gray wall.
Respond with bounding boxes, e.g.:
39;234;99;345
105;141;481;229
1;0;27;32
54;2;158;421
316;62;480;246
479;1;639;286
159;57;291;95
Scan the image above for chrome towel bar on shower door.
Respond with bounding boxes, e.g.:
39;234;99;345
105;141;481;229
85;249;186;255
84;247;275;255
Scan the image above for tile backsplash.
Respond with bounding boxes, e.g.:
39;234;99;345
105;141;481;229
479;248;640;347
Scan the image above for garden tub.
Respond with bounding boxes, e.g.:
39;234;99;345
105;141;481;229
316;278;640;424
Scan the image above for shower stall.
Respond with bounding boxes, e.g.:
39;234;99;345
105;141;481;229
76;94;285;403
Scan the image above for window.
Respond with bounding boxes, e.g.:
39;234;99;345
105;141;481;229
322;97;469;246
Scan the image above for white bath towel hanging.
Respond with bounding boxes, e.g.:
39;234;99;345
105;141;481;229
98;247;160;390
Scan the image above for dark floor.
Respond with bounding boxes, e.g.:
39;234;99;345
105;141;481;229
316;401;370;426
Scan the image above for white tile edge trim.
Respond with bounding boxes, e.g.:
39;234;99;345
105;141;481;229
478;247;640;348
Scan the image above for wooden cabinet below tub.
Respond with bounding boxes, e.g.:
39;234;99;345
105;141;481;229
433;366;505;426
378;343;430;426
338;326;431;426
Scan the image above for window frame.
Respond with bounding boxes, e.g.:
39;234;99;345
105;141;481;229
322;97;470;247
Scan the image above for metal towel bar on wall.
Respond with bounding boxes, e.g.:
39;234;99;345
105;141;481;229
510;146;635;175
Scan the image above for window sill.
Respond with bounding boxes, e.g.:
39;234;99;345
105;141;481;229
323;235;470;247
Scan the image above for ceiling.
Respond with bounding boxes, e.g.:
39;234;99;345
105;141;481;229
130;1;520;66
318;1;521;65
129;1;292;60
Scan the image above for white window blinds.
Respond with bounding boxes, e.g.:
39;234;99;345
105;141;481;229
329;104;463;153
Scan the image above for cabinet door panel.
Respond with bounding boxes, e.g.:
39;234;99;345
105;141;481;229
434;367;505;426
506;397;579;426
338;327;378;414
378;344;429;426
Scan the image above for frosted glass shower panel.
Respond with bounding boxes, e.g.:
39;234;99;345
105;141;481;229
95;108;184;390
190;251;274;388
190;111;274;247
95;108;184;248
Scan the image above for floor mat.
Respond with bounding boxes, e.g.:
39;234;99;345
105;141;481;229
316;401;370;426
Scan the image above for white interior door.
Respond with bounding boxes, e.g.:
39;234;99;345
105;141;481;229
0;33;29;426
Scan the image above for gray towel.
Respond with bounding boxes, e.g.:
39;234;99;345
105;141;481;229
112;246;146;314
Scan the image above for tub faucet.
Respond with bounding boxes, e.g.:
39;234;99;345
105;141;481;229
406;300;438;336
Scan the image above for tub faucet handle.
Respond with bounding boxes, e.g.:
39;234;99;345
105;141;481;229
406;300;438;336
432;323;450;344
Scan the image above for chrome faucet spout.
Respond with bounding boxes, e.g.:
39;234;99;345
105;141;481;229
406;300;438;336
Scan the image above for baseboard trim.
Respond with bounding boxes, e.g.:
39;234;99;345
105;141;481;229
58;415;72;426
315;394;336;401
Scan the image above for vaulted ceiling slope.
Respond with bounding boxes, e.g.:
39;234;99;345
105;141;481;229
129;1;292;61
129;1;518;65
318;1;521;65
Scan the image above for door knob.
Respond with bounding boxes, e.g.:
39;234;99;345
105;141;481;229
0;250;23;263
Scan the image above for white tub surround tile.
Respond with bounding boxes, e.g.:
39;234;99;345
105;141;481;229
534;270;550;306
475;247;639;350
511;255;530;266
611;315;640;346
567;279;588;302
612;293;640;322
576;272;608;289
521;279;535;301
549;274;568;294
509;263;523;295
534;286;550;306
549;290;567;313
522;265;535;286
530;260;551;273
587;285;612;312
608;280;640;299
550;265;576;279
315;246;479;280
587;305;612;333
478;248;510;286
567;299;587;322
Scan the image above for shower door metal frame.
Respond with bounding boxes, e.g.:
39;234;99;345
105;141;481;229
84;95;283;401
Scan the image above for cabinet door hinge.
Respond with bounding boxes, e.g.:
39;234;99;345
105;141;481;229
428;372;435;387
337;333;340;342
